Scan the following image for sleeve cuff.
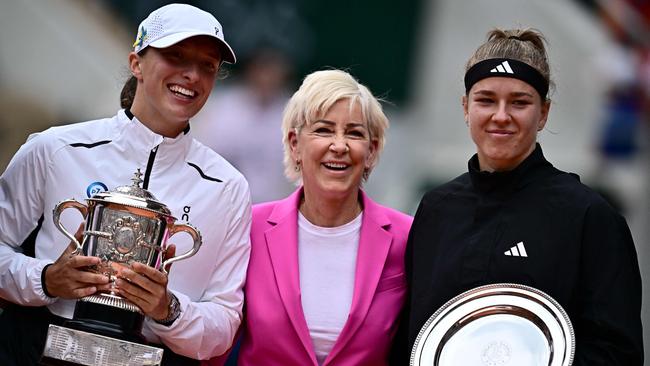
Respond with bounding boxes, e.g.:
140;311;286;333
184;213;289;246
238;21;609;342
40;263;55;298
146;291;187;331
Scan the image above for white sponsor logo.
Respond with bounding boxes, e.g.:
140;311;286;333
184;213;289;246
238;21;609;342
490;60;514;74
504;241;528;257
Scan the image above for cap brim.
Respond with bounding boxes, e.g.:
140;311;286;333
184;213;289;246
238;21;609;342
148;32;236;64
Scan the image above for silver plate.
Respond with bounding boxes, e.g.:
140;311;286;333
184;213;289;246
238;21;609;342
411;283;575;366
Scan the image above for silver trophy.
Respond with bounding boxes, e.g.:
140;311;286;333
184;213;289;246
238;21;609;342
411;283;575;366
41;170;202;366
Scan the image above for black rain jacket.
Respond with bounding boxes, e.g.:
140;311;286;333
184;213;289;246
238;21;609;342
392;144;643;366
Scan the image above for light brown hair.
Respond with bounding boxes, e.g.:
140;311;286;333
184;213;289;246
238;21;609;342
465;28;554;97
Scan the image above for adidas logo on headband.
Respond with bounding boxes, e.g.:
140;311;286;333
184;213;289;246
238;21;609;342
490;60;514;74
464;58;549;98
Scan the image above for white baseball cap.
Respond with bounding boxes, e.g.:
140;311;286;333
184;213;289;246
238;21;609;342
132;3;236;64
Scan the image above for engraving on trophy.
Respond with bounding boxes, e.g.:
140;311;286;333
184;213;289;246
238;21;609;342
112;218;140;254
88;208;163;281
481;340;512;365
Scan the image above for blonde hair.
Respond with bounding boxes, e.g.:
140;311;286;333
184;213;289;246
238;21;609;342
281;69;389;184
466;28;554;97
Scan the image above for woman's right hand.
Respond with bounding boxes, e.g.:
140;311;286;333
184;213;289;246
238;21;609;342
43;224;111;299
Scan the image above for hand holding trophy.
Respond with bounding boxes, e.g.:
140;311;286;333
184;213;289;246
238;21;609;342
42;169;202;366
114;244;177;322
43;224;112;300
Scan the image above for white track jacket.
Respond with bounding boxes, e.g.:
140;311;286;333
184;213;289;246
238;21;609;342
0;110;252;360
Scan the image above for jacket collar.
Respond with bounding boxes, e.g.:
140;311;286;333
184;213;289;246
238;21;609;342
266;187;391;226
116;109;193;166
124;108;190;135
468;143;555;197
264;187;393;364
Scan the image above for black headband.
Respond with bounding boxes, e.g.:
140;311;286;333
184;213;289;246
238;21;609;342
464;58;549;99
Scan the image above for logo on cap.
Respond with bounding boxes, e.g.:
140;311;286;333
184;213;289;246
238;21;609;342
214;27;219;35
133;26;148;49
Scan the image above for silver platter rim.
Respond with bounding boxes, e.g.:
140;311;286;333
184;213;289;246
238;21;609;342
410;283;575;366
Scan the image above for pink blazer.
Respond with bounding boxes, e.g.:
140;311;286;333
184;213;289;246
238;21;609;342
236;188;413;366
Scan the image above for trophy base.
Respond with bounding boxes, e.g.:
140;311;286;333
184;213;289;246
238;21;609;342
41;324;164;366
72;299;144;342
39;297;157;365
80;292;141;313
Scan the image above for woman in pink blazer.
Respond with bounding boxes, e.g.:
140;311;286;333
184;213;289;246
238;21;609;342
223;69;412;365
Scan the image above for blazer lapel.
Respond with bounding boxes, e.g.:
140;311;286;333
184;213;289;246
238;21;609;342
264;189;317;364
325;191;393;363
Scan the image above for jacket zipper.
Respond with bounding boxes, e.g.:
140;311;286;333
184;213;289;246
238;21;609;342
142;145;159;190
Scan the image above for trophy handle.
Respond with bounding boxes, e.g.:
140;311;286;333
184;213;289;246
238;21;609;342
52;199;88;255
161;223;202;274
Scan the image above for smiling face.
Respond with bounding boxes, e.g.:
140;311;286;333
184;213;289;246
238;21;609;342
289;99;377;202
463;77;550;172
129;35;221;137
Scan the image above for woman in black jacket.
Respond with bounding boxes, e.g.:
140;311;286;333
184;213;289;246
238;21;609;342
394;28;643;365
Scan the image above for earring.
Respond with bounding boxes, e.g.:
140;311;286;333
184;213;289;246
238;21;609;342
295;160;301;172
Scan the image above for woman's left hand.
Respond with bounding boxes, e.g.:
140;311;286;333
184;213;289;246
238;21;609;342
115;244;176;321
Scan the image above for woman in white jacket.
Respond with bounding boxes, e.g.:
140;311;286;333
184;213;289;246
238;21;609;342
0;4;251;365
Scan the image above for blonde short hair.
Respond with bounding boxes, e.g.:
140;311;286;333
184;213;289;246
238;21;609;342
281;69;389;183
